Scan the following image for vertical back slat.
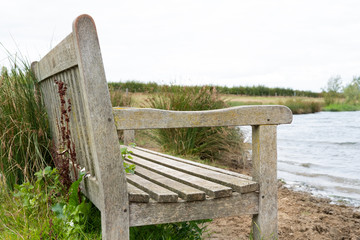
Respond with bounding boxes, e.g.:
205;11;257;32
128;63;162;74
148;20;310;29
39;69;97;179
69;67;95;176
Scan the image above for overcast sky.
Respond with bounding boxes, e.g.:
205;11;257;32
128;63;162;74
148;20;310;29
1;0;360;92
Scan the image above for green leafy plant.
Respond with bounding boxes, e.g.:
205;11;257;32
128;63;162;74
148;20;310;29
13;166;62;212
51;170;101;239
6;166;102;239
121;145;136;174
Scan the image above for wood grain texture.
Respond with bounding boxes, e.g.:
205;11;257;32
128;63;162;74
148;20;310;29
133;146;253;180
72;14;129;239
126;156;232;198
113;105;292;130
123;130;135;145
252;125;278;240
32;34;77;82
131;165;206;202
127;183;150;203
126;174;179;203
129;147;259;193
129;192;259;227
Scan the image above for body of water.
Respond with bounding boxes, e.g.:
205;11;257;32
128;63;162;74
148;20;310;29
242;111;360;206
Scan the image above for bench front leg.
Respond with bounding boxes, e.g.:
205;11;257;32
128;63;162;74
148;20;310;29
251;125;278;240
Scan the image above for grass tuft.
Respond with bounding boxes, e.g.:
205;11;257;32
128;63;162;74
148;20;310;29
0;62;52;189
146;86;246;165
323;103;360;111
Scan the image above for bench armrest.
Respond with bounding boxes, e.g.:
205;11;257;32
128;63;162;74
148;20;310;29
113;105;292;130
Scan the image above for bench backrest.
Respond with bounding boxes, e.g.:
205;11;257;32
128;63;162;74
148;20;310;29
31;15;128;218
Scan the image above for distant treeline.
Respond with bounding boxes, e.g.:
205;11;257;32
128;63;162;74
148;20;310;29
108;81;321;97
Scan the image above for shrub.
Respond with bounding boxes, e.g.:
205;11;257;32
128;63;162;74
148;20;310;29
0;166;102;239
282;98;322;114
322;76;343;105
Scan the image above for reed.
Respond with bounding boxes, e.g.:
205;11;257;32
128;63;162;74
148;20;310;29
280;98;323;114
146;86;245;165
0;61;52;189
108;84;132;107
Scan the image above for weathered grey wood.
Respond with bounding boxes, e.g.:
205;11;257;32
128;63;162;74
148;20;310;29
34;33;77;82
126;156;233;198
131;164;206;201
123;130;135;145
127;183;150;203
129;192;259;227
66;68;93;175
127;174;179;203
72;15;129;240
113;106;292;130
252;125;278;240
129;147;259;194
33;14;293;240
129;146;253;180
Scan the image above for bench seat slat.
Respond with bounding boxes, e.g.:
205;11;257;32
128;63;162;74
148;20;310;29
133;146;253;180
126;156;232;198
129;147;259;194
126;174;178;203
129;164;206;202
127;183;150;203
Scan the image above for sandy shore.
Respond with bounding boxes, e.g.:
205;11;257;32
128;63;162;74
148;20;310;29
205;182;360;239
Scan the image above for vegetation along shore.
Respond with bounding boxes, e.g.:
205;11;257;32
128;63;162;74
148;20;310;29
1;61;359;239
108;79;360;114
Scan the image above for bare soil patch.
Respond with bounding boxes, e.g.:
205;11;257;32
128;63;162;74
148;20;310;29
206;182;360;240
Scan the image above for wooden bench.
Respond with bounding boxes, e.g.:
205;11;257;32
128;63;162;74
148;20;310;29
31;14;292;240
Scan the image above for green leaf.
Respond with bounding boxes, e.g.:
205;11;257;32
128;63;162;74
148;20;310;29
52;202;66;220
68;172;85;207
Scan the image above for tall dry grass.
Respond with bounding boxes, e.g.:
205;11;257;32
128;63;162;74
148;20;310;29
146;86;246;165
108;84;133;107
0;62;52;189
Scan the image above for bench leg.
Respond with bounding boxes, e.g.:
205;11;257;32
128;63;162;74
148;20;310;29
124;130;135;145
251;125;278;240
101;205;129;240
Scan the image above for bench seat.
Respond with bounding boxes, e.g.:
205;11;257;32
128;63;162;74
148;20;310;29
126;147;259;226
126;146;258;203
